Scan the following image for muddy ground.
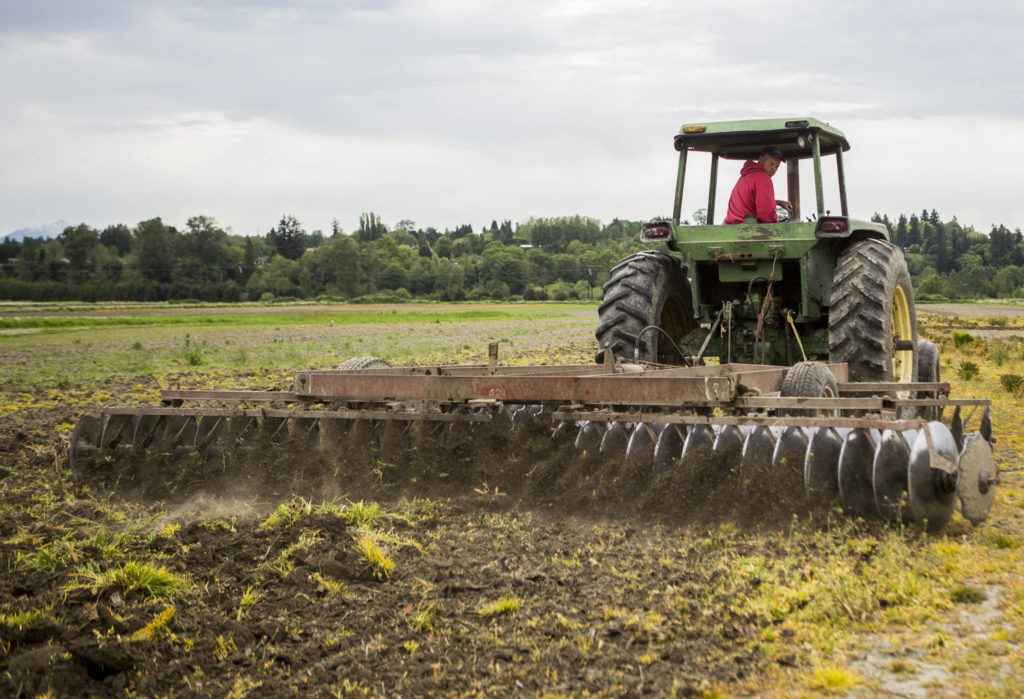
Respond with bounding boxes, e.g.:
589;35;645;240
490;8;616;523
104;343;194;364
2;390;829;697
2;307;1021;697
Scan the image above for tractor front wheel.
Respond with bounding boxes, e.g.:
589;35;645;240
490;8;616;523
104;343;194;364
595;251;697;364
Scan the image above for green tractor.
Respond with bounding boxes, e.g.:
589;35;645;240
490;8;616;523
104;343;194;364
596;117;933;389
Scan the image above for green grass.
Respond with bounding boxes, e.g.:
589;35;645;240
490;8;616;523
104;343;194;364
71;560;190;599
0;302;587;332
476;596;521;619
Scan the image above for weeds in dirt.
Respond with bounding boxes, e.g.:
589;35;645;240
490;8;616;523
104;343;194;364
0;604;58;629
477;596;521;619
407;605;436;632
183;334;204;366
959;361;980;380
310;572;346;597
352;529;394;579
999;374;1023;393
341;500;382;528
236;586;258;620
951;330;976;349
807;665;860;694
133;606;177;642
71;560;189;599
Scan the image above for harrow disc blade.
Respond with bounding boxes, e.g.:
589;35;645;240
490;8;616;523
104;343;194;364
681;424;713;460
908;422;958;533
319;417;349;451
712;425;744;463
980;404;993;445
804;427;842;502
838;429;879;518
290;417;322;450
260;416;289;444
69;415;102;481
600;421;631;456
100;414;136;454
771;426;807;475
957;432;997;526
575;421;604;457
625;423;660;467
132;414;162;453
741;425;775;476
378;419;410;460
872;429;912;524
551;420;575;446
653;425;685;475
951;406;964;452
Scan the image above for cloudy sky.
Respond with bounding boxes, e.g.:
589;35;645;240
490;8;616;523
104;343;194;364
2;0;1023;238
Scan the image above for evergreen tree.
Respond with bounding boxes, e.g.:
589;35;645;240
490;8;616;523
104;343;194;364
266;214;307;260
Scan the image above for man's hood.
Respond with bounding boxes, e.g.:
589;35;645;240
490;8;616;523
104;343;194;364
740;161;765;176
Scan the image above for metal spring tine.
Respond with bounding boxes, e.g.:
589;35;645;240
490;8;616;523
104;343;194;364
838;428;880;518
652;424;686;476
957;432;998;526
872;429;912;524
771;426;807;475
741;425;775;477
503;403;525;421
951;405;964;452
908;421;958;533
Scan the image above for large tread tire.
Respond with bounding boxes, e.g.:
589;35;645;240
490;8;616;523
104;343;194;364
915;339;942;421
780;361;839;416
828;239;918;386
594;250;697;364
337;356;392;371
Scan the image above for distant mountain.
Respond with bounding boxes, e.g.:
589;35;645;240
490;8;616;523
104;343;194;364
4;220;71;241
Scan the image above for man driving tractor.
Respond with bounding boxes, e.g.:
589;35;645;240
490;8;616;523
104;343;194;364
724;146;793;224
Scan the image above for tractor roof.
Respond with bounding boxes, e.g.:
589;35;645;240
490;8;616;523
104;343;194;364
674;118;849;161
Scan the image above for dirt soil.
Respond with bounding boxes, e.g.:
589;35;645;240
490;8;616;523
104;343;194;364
0;377;846;698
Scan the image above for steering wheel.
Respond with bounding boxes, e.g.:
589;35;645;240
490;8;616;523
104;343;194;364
776;205;792;223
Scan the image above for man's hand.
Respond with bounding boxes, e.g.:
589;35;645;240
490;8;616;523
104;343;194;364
775;200;793;215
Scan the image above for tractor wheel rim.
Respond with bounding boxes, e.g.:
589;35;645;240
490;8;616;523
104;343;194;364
892;285;913;387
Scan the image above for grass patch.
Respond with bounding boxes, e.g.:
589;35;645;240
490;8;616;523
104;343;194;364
806;665;860;694
71;560;189;599
341;500;382;528
352;530;395;580
477;596;521;619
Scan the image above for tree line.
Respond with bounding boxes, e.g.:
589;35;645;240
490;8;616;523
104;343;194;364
0;210;1021;303
0;214;644;303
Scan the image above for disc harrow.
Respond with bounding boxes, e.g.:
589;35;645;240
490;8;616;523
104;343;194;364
68;347;997;532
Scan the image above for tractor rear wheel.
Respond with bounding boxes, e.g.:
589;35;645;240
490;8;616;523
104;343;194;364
595;251;697;364
828;239;918;386
915;339;942;421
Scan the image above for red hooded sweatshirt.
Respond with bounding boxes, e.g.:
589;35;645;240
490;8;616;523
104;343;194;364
724;161;777;224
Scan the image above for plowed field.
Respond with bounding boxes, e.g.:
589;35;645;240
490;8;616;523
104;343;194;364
1;303;1023;697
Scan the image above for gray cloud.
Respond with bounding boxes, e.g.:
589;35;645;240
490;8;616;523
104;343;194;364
2;0;1023;235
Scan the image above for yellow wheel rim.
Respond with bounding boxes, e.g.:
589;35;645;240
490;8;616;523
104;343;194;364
892;285;913;385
